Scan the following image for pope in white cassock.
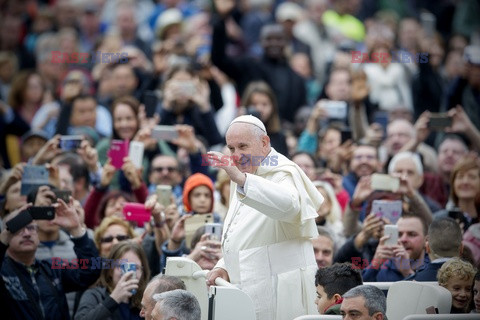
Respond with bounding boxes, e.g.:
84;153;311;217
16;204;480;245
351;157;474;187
206;115;324;320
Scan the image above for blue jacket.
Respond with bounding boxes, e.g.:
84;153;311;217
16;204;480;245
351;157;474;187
405;259;448;282
1;233;100;320
362;252;430;282
342;172;359;199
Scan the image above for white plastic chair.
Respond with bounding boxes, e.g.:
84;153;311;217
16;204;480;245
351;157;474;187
293;315;342;320
164;257;256;320
386;281;452;320
364;281;438;291
403;315;480;320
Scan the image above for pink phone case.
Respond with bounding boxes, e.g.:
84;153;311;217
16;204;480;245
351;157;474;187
108;140;129;169
123;203;151;227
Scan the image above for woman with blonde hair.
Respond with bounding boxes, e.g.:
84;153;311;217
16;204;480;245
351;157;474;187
94;216;136;257
434;157;480;231
313;180;345;246
75;241;150;320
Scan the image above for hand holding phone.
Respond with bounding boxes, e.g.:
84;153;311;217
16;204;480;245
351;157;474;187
21;165;50;195
428;113;452;130
151;125;179;141
123;203;151;227
54;190;72;203
371;173;400;192
156;185;172;208
383;224;399;246
59;135;83;151
29;206;55;220
371;200;402;225
184;214;214;249
205;223;223;241
6;210;33;234
108;140;130;169
142;91;158;118
128;141;144;169
120;262;138;294
322;100;348;119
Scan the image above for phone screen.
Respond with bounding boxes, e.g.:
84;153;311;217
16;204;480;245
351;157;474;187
142;91;158;118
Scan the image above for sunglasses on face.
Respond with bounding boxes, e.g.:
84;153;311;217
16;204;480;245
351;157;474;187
100;234;130;243
152;166;177;173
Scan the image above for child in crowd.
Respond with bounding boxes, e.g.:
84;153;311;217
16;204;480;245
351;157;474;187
182;173;221;222
473;271;480;313
437;257;477;313
314;263;363;315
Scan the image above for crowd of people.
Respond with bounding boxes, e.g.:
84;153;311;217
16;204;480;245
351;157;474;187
1;0;480;319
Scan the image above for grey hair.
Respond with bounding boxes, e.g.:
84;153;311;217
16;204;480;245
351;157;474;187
153;289;201;320
148;274;186;299
342;285;386;316
388;151;423;176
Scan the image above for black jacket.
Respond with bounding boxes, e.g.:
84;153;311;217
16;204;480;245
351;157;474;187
212;17;306;123
0;232;100;320
75;287;141;320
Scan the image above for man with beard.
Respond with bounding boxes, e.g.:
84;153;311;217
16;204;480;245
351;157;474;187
362;215;429;282
420;134;468;207
342;143;381;199
0;201;100;319
211;0;306;123
383;119;437;173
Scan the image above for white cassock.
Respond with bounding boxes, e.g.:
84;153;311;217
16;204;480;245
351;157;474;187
214;148;324;320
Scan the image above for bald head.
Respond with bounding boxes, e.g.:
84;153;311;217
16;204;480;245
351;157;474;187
140;275;185;319
386;119;415;155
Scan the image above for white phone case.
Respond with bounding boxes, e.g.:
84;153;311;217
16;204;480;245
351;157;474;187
384;225;398;246
128;141;144;169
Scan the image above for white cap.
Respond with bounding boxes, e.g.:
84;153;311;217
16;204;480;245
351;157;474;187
275;2;304;22
229;115;266;133
155;8;183;39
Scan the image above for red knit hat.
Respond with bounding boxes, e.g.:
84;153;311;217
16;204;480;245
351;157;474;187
183;173;214;213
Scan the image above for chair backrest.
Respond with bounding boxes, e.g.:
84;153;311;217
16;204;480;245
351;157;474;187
164;257;257;320
292;316;342;320
209;286;256;320
403;315;480;320
386;281;452;320
164;257;209;320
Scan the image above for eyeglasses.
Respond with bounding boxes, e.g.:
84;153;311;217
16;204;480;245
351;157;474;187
152;166;177;173
100;235;130;243
353;155;377;161
22;224;38;233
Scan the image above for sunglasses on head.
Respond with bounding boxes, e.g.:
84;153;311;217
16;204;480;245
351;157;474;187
100;234;130;243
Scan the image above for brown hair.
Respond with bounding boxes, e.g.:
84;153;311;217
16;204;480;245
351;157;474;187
99;241;150;309
111;95;140;139
93;216;136;251
8;70;45;110
241;81;281;133
450;158;480;209
94;190;135;227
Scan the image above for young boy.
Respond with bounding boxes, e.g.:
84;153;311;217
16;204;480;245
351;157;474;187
437;258;477;313
182;172;221;222
315;263;363;314
473;271;480;313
